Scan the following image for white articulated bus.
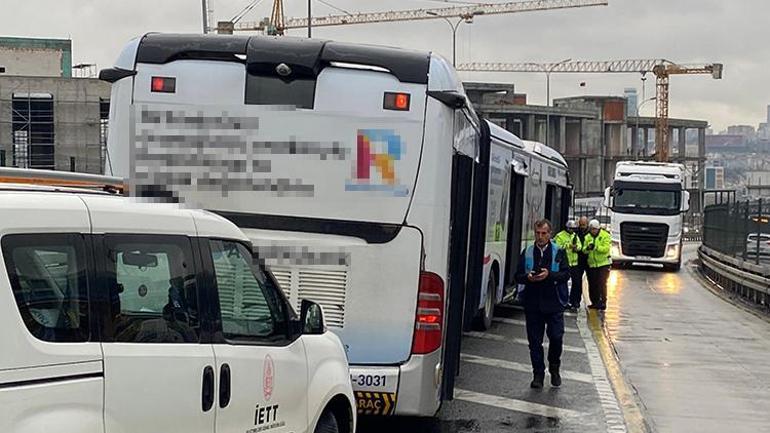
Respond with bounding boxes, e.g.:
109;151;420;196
101;33;571;417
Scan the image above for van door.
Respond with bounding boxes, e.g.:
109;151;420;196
98;234;216;433
201;239;308;433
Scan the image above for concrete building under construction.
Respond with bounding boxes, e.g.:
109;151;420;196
0;36;109;174
464;82;708;209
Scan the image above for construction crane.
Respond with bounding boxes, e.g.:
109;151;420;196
457;59;723;162
219;0;608;35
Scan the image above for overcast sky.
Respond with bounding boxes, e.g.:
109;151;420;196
3;0;768;132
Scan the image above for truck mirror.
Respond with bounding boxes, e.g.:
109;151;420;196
682;191;691;213
603;187;613;210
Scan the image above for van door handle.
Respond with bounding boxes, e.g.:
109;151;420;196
219;363;232;408
202;366;215;412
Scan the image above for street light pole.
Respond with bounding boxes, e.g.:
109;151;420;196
528;58;570;147
636;96;656;157
427;12;476;66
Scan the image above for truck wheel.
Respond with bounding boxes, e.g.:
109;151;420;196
314;409;339;433
665;262;681;272
473;278;495;331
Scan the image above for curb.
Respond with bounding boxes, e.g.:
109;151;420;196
584;308;654;433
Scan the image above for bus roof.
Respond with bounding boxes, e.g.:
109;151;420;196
112;33;432;85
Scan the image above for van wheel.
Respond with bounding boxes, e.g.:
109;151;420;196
314;409;339;433
474;278;495;331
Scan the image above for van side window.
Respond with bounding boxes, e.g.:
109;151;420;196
209;240;287;343
2;234;90;342
104;235;199;343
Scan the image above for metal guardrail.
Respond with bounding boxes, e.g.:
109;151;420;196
698;245;770;309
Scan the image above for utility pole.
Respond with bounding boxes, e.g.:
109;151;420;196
202;0;209;33
308;0;312;37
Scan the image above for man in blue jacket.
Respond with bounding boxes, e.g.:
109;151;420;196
515;219;571;388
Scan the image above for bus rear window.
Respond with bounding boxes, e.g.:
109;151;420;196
245;75;315;109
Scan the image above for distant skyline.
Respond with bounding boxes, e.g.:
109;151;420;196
2;0;769;132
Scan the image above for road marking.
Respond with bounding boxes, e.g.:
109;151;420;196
464;332;587;354
493;317;580;333
460;353;594;383
455;388;585;419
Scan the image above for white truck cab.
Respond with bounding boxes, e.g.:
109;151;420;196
603;161;690;271
0;171;355;433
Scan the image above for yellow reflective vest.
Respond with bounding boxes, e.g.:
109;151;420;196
583;229;612;268
554;230;582;267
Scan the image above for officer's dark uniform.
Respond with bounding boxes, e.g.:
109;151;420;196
572;227;589;308
514;242;570;383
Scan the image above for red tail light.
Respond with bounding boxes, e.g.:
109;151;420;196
151;76;176;93
412;272;444;355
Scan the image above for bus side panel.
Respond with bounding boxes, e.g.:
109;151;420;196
482;141;514;306
402;96;455;401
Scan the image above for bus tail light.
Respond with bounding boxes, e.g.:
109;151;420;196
412;271;444;355
151;76;176;93
383;92;410;111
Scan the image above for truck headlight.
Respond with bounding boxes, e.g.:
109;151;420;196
666;244;680;259
611;241;621;257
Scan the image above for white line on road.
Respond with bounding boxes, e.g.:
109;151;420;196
464;332;587;354
577;312;628;433
460;353;594;383
455;388;586;419
493;317;580;333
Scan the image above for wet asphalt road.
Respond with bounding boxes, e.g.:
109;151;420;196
603;244;770;433
358;243;770;433
359;305;615;433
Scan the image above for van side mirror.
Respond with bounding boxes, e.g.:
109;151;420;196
682;190;691;213
300;299;325;335
603;187;614;210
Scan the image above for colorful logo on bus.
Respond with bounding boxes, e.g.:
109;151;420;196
345;129;408;196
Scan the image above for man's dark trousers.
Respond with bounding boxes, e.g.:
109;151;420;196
525;310;565;374
587;265;610;307
569;265;584;307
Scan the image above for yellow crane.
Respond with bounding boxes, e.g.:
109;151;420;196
457;59;723;162
218;0;608;35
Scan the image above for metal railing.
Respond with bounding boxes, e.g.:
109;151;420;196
703;198;770;265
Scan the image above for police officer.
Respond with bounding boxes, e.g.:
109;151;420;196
584;219;612;310
554;220;583;313
515;219;571;389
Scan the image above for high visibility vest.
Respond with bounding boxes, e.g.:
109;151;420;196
583;229;612;268
554;230;582;267
522;241;569;308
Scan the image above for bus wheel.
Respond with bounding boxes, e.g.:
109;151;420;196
474;278;495;331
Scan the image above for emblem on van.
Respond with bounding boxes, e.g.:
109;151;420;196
263;354;275;401
275;63;292;77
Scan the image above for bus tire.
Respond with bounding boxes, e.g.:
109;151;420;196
314;409;339;433
474;277;495;331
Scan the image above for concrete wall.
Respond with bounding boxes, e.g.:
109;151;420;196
0;37;72;77
0;76;111;174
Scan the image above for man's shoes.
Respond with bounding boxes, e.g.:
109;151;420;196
530;373;545;389
550;368;562;387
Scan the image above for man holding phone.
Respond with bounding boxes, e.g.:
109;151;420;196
515;219;571;389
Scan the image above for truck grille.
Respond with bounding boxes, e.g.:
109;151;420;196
620;222;668;258
268;265;347;329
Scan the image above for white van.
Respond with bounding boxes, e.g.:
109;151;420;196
0;171;355;433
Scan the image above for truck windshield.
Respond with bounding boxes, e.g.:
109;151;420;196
614;188;681;215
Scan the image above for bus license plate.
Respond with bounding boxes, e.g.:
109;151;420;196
350;367;399;415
